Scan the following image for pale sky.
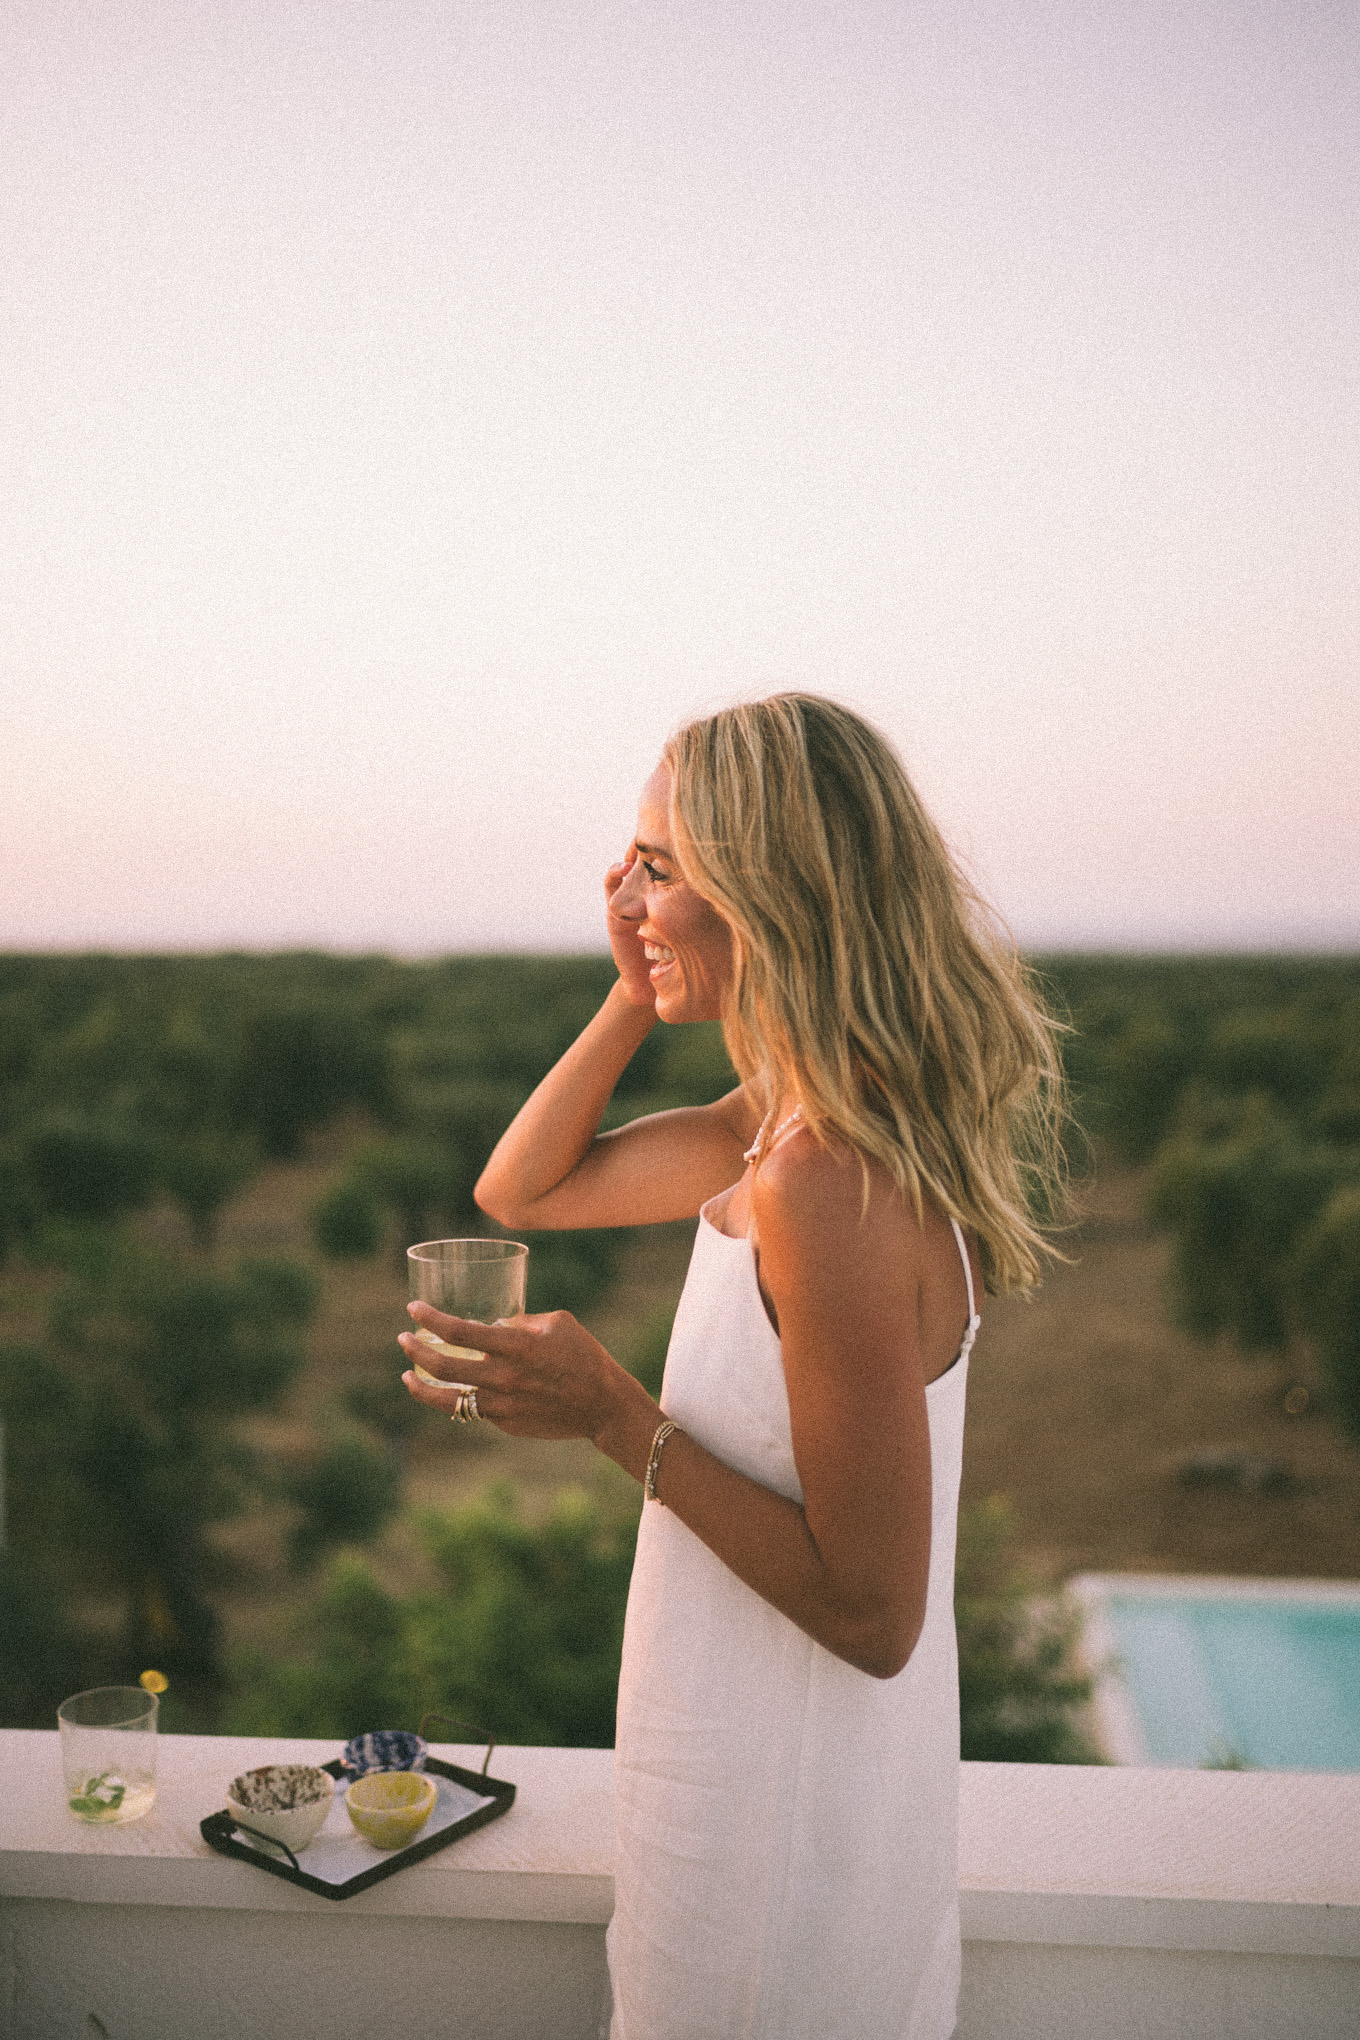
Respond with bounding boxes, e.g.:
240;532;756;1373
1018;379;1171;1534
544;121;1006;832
2;0;1356;952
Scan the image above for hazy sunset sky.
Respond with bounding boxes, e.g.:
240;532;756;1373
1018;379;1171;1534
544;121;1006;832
3;0;1356;952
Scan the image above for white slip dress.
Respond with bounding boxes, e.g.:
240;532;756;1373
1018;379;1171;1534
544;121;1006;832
608;1201;978;2040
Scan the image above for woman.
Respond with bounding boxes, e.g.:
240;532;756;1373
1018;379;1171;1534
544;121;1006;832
401;694;1065;2040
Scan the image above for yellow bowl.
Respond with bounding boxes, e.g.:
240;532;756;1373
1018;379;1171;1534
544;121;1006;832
344;1768;438;1849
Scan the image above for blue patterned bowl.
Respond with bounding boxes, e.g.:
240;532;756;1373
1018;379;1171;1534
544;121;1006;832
341;1730;426;1779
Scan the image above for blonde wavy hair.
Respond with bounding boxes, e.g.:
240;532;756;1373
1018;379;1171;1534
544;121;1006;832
663;693;1069;1294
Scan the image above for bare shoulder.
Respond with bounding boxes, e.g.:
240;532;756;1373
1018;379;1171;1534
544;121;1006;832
750;1127;973;1382
752;1127;899;1238
748;1132;921;1371
750;1125;968;1285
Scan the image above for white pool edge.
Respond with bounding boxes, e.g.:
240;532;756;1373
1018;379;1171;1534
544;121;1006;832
1071;1572;1360;1607
1068;1575;1149;1764
1068;1571;1360;1771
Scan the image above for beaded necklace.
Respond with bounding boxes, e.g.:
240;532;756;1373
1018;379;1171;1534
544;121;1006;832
743;1102;804;1164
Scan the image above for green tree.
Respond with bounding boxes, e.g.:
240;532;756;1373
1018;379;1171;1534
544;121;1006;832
140;1018;233;1135
1203;1010;1331;1115
343;1369;427;1442
412;1483;636;1744
312;1178;385;1260
0;1152;37;1266
623;1303;674;1400
1094;1010;1198;1162
225;1554;422;1740
955;1497;1099;1764
352;1137;480;1249
1040;955;1360;1170
0;1552;93;1723
227;1479;1101;1763
20;1118;157;1225
228;1005;393;1158
287;1426;403;1567
156;1133;259;1251
226;1483;638;1746
1293;1185;1360;1436
523;1231;621;1317
0;1244;318;1715
1148;1092;1347;1350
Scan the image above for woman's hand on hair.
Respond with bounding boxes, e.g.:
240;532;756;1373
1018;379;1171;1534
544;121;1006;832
605;851;658;1010
399;1301;647;1442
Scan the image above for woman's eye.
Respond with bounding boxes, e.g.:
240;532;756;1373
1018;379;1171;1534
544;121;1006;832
642;861;670;883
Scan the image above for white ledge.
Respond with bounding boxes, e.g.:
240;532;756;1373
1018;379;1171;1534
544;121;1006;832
958;1761;1360;1960
3;1733;1357;1959
0;1732;614;1924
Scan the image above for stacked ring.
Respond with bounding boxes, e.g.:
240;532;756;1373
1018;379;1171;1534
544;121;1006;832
451;1387;481;1425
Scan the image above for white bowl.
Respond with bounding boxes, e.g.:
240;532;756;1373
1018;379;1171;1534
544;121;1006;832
226;1764;335;1853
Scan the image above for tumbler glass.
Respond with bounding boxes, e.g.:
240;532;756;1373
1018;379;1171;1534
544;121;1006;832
59;1685;158;1823
406;1238;528;1386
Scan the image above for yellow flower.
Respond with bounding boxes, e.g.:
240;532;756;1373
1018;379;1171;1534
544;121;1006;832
139;1669;169;1695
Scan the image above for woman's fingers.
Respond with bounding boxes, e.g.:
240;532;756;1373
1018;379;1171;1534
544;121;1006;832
604;852;658;1009
402;1368;506;1424
604;857;631;902
401;1303;627;1443
402;1367;470;1410
398;1331;495;1382
405;1301;527;1357
606;847;637;888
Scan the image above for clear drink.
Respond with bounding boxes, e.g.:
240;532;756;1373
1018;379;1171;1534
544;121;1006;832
411;1326;487;1383
406;1239;529;1388
58;1685;158;1824
66;1770;158;1823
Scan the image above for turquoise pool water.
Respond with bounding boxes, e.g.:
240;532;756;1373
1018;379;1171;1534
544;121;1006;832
1105;1590;1360;1771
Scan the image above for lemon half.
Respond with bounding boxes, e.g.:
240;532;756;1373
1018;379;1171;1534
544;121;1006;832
344;1769;437;1849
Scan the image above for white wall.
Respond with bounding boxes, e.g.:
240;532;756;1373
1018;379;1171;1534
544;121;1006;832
3;1735;1357;2040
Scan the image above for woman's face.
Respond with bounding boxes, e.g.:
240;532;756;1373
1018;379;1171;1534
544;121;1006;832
612;763;734;1024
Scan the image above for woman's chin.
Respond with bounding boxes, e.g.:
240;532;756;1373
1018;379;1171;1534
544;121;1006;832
654;979;720;1026
652;973;690;1022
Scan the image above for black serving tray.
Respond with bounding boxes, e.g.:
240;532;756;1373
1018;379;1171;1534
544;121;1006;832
200;1730;516;1902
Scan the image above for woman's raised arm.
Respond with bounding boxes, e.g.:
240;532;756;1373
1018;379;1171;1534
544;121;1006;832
474;852;757;1231
474;979;752;1230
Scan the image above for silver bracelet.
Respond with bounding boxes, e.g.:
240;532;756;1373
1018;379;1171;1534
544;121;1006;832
644;1419;678;1503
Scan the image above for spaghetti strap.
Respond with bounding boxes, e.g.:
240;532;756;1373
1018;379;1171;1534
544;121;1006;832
948;1216;976;1319
949;1216;982;1362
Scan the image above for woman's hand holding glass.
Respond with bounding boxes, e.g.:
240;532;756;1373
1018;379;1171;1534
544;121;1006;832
400;1301;642;1441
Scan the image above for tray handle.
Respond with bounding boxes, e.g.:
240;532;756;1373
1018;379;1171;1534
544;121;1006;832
229;1817;302;1873
418;1712;496;1777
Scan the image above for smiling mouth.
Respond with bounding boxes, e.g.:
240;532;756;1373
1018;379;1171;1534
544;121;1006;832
643;943;676;977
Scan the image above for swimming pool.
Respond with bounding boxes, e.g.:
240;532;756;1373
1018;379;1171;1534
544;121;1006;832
1069;1574;1360;1772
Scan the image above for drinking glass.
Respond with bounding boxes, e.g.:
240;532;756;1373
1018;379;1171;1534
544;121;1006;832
58;1686;158;1824
407;1238;529;1387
